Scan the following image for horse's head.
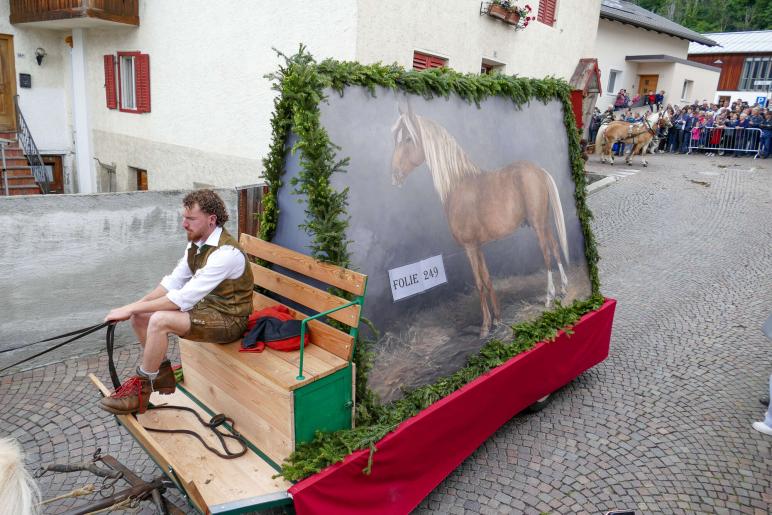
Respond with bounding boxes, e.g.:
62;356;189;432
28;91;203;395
657;110;672;128
390;98;424;187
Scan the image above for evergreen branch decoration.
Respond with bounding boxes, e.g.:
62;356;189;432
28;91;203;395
260;45;604;481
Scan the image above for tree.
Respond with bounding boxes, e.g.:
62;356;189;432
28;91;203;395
630;0;772;33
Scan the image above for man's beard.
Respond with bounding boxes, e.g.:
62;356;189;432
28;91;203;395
186;229;203;242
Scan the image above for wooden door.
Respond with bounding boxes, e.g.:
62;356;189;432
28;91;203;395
135;168;148;190
637;75;658;96
41;155;63;193
0;35;17;132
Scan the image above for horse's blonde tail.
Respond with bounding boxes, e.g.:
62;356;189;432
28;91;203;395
542;169;569;265
593;124;606;155
0;437;40;515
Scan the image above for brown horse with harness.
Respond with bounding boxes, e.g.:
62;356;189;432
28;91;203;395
594;111;670;167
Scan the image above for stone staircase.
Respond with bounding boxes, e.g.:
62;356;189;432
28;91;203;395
0;132;41;196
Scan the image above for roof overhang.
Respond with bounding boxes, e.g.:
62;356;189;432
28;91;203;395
626;54;721;72
600;11;718;47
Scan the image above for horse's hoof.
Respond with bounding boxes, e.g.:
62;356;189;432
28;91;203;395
478;327;491;338
643;162;648;167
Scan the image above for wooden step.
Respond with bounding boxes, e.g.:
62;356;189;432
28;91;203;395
3;184;41;195
5;175;36;186
0;131;18;140
2;167;32;177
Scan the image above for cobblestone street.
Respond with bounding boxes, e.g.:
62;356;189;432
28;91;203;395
1;153;771;514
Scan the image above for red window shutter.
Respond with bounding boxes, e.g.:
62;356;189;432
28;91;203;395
538;0;557;26
413;52;429;71
428;55;446;68
135;53;151;113
104;55;117;109
413;51;447;71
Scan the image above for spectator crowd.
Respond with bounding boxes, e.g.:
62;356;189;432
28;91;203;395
590;94;772;160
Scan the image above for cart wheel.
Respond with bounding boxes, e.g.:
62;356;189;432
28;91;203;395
524;394;553;413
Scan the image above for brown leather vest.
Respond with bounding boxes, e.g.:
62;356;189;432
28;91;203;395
187;228;253;317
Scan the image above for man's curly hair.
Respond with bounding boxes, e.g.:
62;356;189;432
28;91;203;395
183;189;229;226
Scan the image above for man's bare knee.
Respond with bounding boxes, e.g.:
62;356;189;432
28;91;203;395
130;312;151;329
148;311;189;336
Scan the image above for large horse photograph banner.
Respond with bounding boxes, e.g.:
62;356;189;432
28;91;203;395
268;59;596;402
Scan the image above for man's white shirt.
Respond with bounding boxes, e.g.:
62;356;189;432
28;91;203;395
160;226;246;311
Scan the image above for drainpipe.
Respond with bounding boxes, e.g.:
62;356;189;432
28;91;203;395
70;28;96;193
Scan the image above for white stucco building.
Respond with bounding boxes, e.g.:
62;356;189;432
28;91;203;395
2;0;602;194
593;0;720;111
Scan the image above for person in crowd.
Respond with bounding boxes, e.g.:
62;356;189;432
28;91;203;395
600;104;615;125
671;107;685;154
722;112;739;156
759;111;772;159
733;113;750;157
680;108;695;154
588;107;602;144
713;112;729;156
666;106;681;153
703;113;718;156
657;106;673;153
655;90;665;111
752;315;772;436
614;89;628;111
647;90;657;112
690;116;703;153
748;107;765;155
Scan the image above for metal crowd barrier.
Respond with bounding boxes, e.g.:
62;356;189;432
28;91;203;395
687;127;762;158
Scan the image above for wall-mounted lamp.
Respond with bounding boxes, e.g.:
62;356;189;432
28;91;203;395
35;47;46;66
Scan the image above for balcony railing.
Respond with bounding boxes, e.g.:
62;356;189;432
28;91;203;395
10;0;139;26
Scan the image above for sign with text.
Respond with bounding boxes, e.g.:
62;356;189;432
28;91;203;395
388;255;447;301
756;96;767;107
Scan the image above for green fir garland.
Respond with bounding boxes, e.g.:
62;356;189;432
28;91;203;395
259;45;603;481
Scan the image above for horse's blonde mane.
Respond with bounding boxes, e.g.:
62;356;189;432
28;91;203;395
0;437;40;515
414;116;482;203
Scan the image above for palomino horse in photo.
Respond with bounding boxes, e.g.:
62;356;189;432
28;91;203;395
594;110;670;167
390;100;569;337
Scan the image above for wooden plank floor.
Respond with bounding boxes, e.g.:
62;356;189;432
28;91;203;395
88;382;290;512
136;388;291;508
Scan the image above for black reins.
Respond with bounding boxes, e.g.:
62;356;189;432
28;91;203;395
0;322;113;376
1;322;247;459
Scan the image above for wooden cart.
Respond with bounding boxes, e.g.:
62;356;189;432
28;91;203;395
92;234;367;514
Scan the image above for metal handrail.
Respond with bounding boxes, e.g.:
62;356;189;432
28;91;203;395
0;137;14;196
13;95;51;194
296;298;363;380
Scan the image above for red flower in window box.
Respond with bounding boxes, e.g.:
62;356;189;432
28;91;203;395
485;1;533;30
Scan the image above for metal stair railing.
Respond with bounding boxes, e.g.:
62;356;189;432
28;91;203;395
13;95;51;194
1;137;11;196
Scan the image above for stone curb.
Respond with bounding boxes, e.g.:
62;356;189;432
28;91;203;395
587;175;619;195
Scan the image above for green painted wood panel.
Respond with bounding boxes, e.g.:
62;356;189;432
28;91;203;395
293;365;353;444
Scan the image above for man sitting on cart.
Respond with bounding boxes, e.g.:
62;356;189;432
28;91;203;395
100;189;254;415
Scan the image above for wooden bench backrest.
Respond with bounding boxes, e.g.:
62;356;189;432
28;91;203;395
240;234;367;362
